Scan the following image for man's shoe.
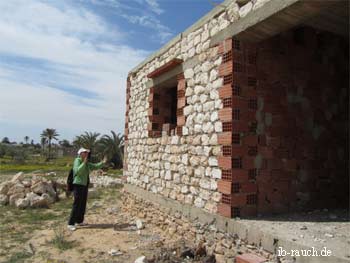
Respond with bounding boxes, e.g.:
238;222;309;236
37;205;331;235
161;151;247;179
67;225;76;231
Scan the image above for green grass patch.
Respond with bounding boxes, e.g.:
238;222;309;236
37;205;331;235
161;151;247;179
0;156;74;174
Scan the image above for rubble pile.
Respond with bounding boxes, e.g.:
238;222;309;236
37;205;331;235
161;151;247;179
0;172;59;209
121;191;273;263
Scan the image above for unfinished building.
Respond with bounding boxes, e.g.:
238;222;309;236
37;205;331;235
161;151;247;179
124;0;349;219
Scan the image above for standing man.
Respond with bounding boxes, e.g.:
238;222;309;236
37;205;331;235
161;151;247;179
68;147;107;231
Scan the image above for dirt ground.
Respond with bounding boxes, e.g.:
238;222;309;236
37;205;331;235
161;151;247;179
0;184;202;263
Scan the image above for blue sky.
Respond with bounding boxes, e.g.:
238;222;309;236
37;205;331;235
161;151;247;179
0;0;219;144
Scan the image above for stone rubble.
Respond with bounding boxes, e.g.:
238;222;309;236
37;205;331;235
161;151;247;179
121;191;274;263
0;172;59;209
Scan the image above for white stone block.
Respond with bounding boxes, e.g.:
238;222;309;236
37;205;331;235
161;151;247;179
165;170;172;180
194;85;205;95
184;68;194;79
209;69;218;82
212;78;223;89
201;30;210;42
208;157;218;166
199;178;211;190
212;168;222;179
210;111;218;122
201;61;212;73
214;122;222;133
181;185;189;194
194;34;201;46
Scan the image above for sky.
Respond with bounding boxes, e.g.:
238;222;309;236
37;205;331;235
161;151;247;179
0;0;219;144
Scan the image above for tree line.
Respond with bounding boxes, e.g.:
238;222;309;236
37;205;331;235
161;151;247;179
0;129;124;168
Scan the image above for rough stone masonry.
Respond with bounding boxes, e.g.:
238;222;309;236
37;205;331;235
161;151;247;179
123;0;349;219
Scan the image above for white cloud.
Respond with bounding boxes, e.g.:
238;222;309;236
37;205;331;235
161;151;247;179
85;0;171;43
145;0;164;15
122;14;172;43
0;0;149;142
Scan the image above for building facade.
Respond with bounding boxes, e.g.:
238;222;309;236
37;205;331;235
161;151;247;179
124;0;349;218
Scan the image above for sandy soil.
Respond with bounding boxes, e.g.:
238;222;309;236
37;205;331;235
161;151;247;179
21;196;191;263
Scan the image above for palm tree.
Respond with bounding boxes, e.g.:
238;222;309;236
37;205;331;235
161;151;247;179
73;132;100;156
40;128;59;160
24;136;29;145
97;131;124;168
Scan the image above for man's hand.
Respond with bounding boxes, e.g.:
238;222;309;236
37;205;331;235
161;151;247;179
83;155;88;163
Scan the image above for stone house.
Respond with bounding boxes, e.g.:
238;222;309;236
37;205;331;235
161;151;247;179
124;0;348;218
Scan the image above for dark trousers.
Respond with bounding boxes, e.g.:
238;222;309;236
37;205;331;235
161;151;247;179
68;184;88;225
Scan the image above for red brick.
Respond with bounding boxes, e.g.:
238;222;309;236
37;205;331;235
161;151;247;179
236;253;267;263
283;159;298;170
219;62;233;77
219;108;232;122
218;156;232;170
231;193;247;206
177;79;186;90
266;136;281;148
231;145;248;156
241;110;256;121
177;115;185;126
232;121;249;133
273;148;289;158
232;169;249;182
246;65;257;75
242;157;255;169
266;159;283;170
258;146;274;158
256;171;272;184
218;180;232;195
177;97;186;108
232;97;248;108
219;84;232;98
243;135;258;146
241;86;257;97
232;50;244;62
218;132;232;145
241;183;257;193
